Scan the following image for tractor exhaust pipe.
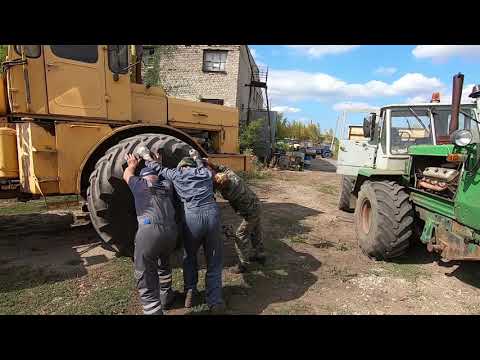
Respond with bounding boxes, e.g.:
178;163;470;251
450;73;464;135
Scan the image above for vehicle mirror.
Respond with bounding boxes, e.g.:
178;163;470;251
363;117;372;138
369;113;376;137
108;45;129;75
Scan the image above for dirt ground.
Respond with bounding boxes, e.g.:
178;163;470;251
1;158;480;315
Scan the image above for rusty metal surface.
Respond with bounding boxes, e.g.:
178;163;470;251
436;225;480;261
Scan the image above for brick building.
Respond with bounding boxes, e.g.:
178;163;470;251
152;45;265;128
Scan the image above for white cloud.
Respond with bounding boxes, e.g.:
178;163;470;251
333;102;378;112
374;66;397;76
271;106;301;113
412;45;480;60
269;70;444;103
406;84;476;104
287;45;360;58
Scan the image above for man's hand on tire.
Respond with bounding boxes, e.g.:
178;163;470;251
189;149;200;160
125;153;139;169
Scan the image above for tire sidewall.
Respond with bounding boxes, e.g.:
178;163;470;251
355;181;380;256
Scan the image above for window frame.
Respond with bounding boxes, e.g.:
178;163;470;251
107;45;129;74
14;45;42;59
50;45;99;64
201;98;224;105
202;50;228;73
389;108;434;155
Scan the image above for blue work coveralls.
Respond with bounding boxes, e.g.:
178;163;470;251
128;175;178;315
145;158;223;307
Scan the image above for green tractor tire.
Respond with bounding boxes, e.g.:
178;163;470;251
355;180;414;260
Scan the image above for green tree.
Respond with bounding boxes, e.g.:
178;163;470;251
240;118;264;151
0;45;7;72
142;45;178;89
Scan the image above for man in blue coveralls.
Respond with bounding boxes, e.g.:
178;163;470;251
123;153;179;315
144;149;225;314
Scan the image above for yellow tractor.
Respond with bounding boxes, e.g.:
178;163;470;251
0;45;252;255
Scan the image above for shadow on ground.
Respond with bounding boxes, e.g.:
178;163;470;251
0;212;109;293
391;241;440;266
182;201;323;314
389;240;480;289
442;262;480;289
308;158;336;173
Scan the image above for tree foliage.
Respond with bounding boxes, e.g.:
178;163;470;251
0;45;7;72
240;118;264;152
275;112;334;144
142;45;177;88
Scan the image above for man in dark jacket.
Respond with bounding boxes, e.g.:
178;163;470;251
123;153;179;315
144;149;225;313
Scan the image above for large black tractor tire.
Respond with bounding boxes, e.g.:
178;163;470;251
86;133;193;257
354;180;414;260
338;175;356;212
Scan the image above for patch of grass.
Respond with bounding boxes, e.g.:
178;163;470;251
316;184;338;195
328;265;358;282
287;234;308;244
0;258;138;315
267;301;313;315
380;262;430;283
0;195;80;216
238;167;270;184
336;243;350;252
465;303;480;315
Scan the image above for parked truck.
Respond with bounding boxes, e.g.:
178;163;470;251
0;45;253;256
337;73;480;262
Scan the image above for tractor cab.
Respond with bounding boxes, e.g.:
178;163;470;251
337;100;479;177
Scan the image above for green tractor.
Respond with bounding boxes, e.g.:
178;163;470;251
337;73;480;261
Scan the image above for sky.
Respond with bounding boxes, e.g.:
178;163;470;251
249;45;480;133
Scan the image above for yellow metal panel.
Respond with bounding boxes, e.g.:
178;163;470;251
56;122;112;194
221;127;239;153
0;74;7;115
16;122;59;194
0;127;19;179
208;154;252;173
44;46;107;118
131;83;167;124
167;97;239;128
104;51;132;122
6;46;48;114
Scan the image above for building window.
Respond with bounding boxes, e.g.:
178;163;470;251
201;98;224;105
50;45;98;64
203;50;227;72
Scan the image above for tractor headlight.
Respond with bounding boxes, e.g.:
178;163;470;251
451;129;473;147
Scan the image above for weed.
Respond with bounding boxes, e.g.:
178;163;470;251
0;195;79;216
380;262;430;283
316;184;338;195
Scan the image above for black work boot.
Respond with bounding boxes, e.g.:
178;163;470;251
209;303;226;315
184;289;199;308
231;262;248;274
160;290;177;310
249;254;267;266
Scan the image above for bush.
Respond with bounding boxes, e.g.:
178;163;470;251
240;119;264;152
0;45;7;72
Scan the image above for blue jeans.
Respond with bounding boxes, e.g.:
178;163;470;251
182;203;223;307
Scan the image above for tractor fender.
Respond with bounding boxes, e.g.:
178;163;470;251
352;169;403;196
77;124;207;195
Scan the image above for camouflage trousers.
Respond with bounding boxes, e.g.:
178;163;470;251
234;208;265;265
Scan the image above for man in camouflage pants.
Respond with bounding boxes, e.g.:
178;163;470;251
208;161;266;273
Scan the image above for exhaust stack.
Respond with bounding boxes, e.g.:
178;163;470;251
450;73;464;135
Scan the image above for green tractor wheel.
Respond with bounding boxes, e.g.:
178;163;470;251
354;180;414;260
338;175;356;212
